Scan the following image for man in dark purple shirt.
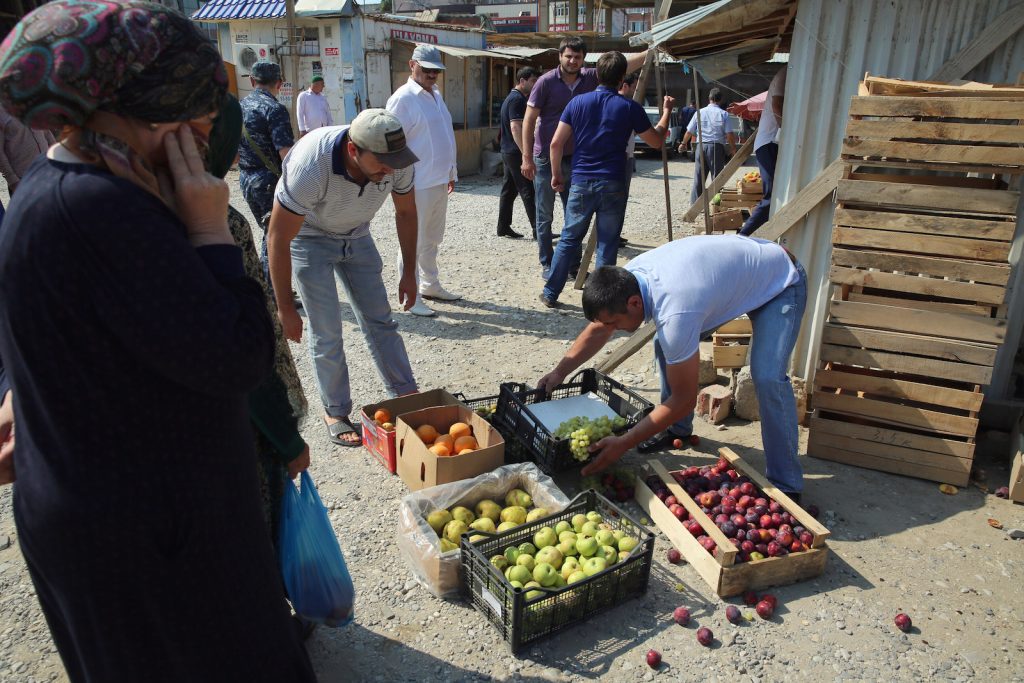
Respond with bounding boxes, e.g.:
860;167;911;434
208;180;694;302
520;37;647;280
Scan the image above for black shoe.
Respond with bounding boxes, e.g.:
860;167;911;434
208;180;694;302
569;268;579;280
637;432;690;454
539;293;559;308
619;237;628;248
498;228;523;239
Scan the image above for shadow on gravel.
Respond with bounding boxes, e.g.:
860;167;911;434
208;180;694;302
397;299;586;343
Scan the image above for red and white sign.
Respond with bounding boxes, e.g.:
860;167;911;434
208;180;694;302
324;47;340;56
391;29;438;44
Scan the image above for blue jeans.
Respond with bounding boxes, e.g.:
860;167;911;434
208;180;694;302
741;142;778;235
543;178;626;302
534;155;570;270
655;339;695;438
290;234;417;417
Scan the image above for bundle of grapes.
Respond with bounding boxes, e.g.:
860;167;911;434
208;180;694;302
554;415;628;462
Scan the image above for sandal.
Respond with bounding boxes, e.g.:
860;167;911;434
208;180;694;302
637;432;692;454
325;416;362;448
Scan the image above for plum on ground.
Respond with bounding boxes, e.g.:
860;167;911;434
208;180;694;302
696;626;713;646
673;606;691;626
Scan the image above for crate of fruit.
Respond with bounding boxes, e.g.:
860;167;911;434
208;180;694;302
495;369;654;474
633;448;830;598
738;171;763;195
460;489;655;653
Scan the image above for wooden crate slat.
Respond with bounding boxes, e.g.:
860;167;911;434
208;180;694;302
832;226;1011;263
845;119;1024;145
814;368;984;412
809;414;975;459
847;157;1024;175
828;300;1006;345
715;318;753;334
808;430;973;475
813;391;980;437
821;323;997;366
831;247;1011;286
836;180;1020;216
847;96;1024;119
844;291;996;317
833;208;1015;241
808;434;970;487
829;265;1006;306
819;343;993;385
842;138;1024;167
716;548;829;597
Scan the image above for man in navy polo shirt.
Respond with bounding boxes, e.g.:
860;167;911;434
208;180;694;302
539;51;674;308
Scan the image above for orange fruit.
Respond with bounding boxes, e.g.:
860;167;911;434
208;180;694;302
453;435;478;452
374;408;391;424
434;434;454;450
416;424;439;444
449;422;472;440
430;443;451;457
457;448;475;455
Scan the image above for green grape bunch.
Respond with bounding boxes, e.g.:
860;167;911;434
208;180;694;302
554;415;628;461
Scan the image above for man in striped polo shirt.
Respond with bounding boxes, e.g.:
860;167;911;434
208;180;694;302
267;109;420;447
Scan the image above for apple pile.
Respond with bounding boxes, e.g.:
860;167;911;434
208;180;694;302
580;467;635;503
645;457;814;563
426;488;546;554
489;510;640;597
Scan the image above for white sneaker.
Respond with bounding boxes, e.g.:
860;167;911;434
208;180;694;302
420;286;461;301
408;299;437;317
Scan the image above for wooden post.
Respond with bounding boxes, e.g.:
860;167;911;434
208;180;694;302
285;0;300;136
654;55;673;241
569;0;579;30
488;58;494;127
539;0;550;32
928;3;1024;82
680;133;755;222
691;65;711;235
463;58;469;130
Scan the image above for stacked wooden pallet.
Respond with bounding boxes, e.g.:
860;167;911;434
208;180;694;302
807;77;1024;487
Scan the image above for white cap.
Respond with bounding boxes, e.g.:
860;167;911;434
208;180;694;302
411;44;445;70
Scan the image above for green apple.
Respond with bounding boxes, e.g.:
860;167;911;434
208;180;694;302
595;530;615;547
612;530;626;542
533;562;558;587
509;580;525;590
500;506;527;525
558;530;577;544
497;521;518;533
557;539;577;558
439;538;458;553
560;557;580;579
571;514;588;533
552;573;567;588
517;542;537;556
582;556;607;577
443;520;468;544
555;520;573;536
617;536;638;553
426;510;453;536
515;554;535;572
504;546;521;564
567;570;587;584
504;488;533;508
586;511;602;524
535;546;563;570
506;564;531;584
618;550;631;563
469;517;496;534
523;580;544;600
598;545;617;564
474;499;502;523
575;536;598;558
533;527;558;549
450;506;475;525
526;508;549;523
580;521;600;537
490;555;509;572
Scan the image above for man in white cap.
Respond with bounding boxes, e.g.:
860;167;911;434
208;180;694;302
267;109;420;448
386;43;459;317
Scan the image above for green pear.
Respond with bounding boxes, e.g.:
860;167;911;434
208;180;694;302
504;488;533;508
427;509;453;536
450;506;476;525
500;506;527;525
474;499;502;523
526;508;549;523
469;517;496;534
497;521;518;533
443;520;468;544
490;555;509;572
439;537;458;553
469;534;486;543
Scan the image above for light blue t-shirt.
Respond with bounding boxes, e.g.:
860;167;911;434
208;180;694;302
625;236;799;364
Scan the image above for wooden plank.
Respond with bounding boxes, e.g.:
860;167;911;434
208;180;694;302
716;548;828;598
718;447;830;545
809;414;975;459
574;230;596;290
828;265;1007;305
833;208;1015;241
848;96;1024;120
828;300;1006;345
836;180;1020;216
843;138;1024;167
648;460;737;566
812;391;980;437
848;171;1005;190
596;322;655;374
808;430;972;475
755;159;845;242
928;2;1024;82
845;291;995;317
821;324;997;366
848;157;1024;175
813;368;984;411
832;227;1011;263
819;344;993;386
845;119;1024;145
681;134;756;222
713;345;748;368
830;247;1011;286
809;441;970;487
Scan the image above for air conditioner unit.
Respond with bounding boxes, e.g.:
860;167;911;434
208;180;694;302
234;43;275;77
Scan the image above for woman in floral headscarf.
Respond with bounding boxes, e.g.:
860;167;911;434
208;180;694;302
0;2;316;681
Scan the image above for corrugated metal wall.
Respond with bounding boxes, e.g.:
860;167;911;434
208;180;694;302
775;0;1024;401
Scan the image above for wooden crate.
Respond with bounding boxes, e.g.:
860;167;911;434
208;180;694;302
808;81;1023;486
1010;413;1024;503
718;188;759;210
712;208;744;231
738;179;763;195
712;317;752;369
633;450;830;598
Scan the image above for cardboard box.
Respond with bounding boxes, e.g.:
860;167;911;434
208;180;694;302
396;405;504;491
361;389;463;473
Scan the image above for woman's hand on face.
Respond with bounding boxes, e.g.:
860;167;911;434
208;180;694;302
164;126;231;246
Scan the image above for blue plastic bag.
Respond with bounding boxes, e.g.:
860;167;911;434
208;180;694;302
279;471;355;627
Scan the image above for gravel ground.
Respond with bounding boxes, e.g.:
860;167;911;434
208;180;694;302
1;155;1023;682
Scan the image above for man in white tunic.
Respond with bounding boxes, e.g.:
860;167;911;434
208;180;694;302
296;75;333;137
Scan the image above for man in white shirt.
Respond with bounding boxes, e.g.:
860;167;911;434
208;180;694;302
741;68;786;235
386;44;459;317
680;88;735;206
296;75;333;137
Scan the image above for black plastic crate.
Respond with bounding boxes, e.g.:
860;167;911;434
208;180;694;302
460;490;655;654
495;369;654;473
455;392;527;463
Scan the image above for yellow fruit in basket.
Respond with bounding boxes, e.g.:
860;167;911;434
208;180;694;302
416;424;439;444
439;538;458;553
457;448;475;455
426;509;453;536
561;557;580;579
373;408;391;424
429;443;451;457
475;499;502;523
571;514;588;533
515;554;535;572
381;422;395;430
618;536;638;553
443;520;468;544
557;539;577;558
555;520;572;535
449;422;472;439
497;521;518;532
453;435;478;452
526;508;549;523
500;506;527;524
450;506;475;525
469;517;496;534
504;489;533;508
536;546;563;571
567;570;587;585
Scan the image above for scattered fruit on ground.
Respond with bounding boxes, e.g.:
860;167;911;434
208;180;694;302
761;594;778;609
673;438;683;448
697;626;714;646
895;613;912;632
646;649;661;668
667;548;681;564
743;590;758;606
725;605;741;624
755;599;774;620
994;486;1010;499
673;606;690;626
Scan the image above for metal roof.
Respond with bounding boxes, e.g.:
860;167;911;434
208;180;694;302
394;38;520;60
192;0;286;21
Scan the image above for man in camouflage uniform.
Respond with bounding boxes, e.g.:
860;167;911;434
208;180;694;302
240;61;294;287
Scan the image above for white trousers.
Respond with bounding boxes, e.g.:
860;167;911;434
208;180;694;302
398;183;448;293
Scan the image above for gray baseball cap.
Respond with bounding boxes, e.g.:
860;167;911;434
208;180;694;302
348;108;419;169
411;44;445;70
